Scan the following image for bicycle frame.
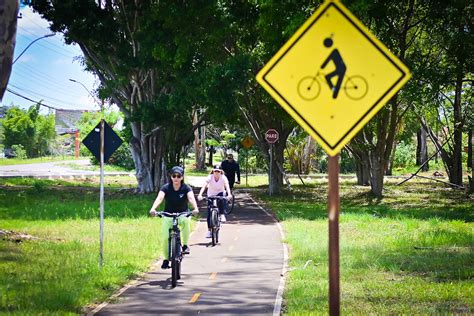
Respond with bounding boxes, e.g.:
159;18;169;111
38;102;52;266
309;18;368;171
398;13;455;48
157;211;192;287
205;196;226;246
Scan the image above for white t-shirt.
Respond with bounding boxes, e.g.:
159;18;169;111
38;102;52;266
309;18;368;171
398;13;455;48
205;174;229;196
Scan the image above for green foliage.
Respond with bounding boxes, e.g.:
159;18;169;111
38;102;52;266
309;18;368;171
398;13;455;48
1;104;55;158
393;141;416;168
11;144;27;159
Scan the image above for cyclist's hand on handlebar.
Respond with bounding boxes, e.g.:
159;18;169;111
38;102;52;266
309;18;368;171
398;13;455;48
192;208;199;215
149;209;157;217
197;194;203;201
227;194;233;200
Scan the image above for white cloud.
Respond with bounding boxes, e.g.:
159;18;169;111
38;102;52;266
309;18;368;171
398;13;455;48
17;6;51;36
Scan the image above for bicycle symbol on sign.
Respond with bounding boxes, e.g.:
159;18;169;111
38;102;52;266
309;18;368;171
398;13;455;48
297;37;368;101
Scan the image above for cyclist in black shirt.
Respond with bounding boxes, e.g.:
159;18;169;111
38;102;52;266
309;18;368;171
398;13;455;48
221;153;241;189
150;166;199;269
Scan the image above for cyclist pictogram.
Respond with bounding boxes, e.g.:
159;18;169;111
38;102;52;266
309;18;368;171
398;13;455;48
297;37;368;101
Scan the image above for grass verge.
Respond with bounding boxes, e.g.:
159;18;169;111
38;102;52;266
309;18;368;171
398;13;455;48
0;186;192;314
256;182;473;314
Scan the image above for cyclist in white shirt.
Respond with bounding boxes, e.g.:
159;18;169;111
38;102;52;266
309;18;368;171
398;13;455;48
198;164;232;238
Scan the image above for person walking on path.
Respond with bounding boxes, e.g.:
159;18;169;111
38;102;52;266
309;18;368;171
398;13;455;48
220;153;241;189
149;166;199;269
197;165;232;236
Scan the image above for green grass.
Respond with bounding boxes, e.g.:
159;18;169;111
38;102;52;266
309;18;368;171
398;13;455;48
256;182;473;314
1;175;472;314
0;156;77;166
0;177;137;189
0;186;195;314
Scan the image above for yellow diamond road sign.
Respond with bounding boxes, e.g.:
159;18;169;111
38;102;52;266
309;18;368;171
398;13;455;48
256;0;411;156
241;136;254;149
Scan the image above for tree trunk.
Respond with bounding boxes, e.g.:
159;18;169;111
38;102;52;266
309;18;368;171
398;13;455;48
451;70;464;185
468;130;474;194
355;153;370;186
208;145;214;167
198;124;206;168
193;111;206;170
369;151;384;197
268;143;284;195
468;130;472;169
302;135;314;174
416;126;429;171
129;121;166;193
386;142;396;176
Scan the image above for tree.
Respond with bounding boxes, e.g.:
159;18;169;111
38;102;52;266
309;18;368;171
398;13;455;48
27;0;225;192
2;104;55;157
347;0;437;197
411;0;473;186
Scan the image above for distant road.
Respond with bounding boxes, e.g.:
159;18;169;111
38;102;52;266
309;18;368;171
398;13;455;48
0;159;132;178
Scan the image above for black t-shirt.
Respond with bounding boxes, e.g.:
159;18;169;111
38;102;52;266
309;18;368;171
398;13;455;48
221;160;240;182
160;183;192;212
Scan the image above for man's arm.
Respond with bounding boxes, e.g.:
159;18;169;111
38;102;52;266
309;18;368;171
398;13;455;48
236;162;241;182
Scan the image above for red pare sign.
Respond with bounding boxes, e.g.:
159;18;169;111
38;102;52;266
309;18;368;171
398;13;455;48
265;129;279;144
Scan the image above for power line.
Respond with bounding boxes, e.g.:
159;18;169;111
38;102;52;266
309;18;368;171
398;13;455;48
16;33;77;59
6;87;57;110
8;83;90;108
11;68;85;98
20;28;78;55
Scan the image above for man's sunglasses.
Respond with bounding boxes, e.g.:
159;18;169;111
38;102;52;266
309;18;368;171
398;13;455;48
213;170;221;173
171;174;182;178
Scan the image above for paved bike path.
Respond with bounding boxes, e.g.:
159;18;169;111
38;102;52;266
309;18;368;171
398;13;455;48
94;191;286;315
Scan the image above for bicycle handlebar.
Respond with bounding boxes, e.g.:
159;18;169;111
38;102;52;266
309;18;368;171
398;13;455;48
156;211;193;218
202;195;229;201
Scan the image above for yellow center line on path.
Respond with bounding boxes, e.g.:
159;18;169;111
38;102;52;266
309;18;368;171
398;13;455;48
221;257;228;263
189;293;201;303
209;272;218;280
234;236;238;241
228;245;234;251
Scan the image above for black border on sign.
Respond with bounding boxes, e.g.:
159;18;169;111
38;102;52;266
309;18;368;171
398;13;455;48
262;2;407;150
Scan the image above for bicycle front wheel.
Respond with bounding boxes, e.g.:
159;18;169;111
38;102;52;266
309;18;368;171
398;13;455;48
344;75;368;100
211;227;217;246
170;234;179;287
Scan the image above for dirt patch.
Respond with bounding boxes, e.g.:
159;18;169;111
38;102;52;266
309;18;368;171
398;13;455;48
0;229;40;243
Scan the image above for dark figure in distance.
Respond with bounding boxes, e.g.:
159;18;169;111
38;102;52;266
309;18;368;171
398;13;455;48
221;153;241;189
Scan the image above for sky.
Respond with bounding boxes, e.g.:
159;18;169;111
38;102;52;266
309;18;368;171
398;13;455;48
1;5;98;113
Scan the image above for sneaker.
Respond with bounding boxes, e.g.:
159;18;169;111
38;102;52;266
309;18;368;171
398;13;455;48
205;231;212;238
220;214;227;222
161;260;169;269
182;245;190;254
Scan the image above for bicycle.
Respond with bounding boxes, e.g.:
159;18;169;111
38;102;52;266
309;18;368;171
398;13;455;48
224;190;235;215
204;196;227;246
156;210;193;288
297;71;368;101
